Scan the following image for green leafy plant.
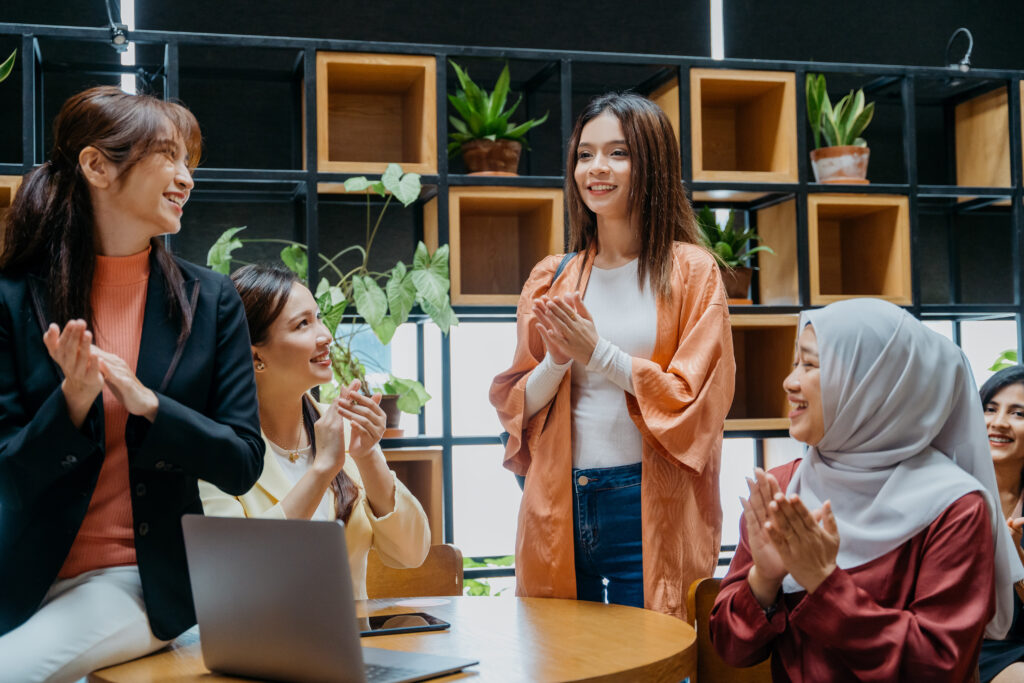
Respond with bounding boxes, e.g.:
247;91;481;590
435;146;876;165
462;556;514;597
695;206;774;268
805;73;875;149
447;60;549;157
207;163;457;414
0;50;16;84
990;349;1019;372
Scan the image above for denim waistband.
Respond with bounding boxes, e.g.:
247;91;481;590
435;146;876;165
572;461;642;491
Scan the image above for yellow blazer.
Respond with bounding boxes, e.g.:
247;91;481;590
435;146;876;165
198;406;430;599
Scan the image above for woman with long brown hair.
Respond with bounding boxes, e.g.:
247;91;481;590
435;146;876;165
0;86;264;681
199;263;429;598
490;92;735;618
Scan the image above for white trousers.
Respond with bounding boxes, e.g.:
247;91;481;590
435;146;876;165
0;565;169;683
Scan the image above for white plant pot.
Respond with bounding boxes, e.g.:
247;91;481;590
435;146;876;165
810;145;870;184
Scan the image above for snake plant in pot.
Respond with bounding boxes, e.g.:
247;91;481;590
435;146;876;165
208;164;457;430
447;60;549;175
696;206;774;300
806;73;875;184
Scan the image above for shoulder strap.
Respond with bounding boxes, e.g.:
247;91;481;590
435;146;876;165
550;252;576;285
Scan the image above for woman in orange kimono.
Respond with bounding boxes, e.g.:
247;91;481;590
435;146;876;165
490;92;735;620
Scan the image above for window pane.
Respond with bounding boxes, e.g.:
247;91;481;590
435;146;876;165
450;322;517;436
720;438;755;548
422;324;442;436
960;319;1019;388
452;444;520;558
764;437;804;470
923;320;954;342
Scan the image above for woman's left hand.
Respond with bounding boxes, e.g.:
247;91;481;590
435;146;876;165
94;347;159;422
533;292;599;366
337;379;386;460
764;493;840;593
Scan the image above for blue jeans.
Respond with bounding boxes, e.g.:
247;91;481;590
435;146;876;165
572;462;644;608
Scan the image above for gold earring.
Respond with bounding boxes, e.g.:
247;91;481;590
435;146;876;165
255;361;265;371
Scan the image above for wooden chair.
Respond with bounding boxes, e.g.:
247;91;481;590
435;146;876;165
687;577;772;683
365;543;463;598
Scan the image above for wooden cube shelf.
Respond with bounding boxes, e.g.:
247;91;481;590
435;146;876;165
424;186;564;306
384;447;443;543
691;69;798;184
955;86;1010;189
808;194;911;305
727;314;799;432
754;198;799;305
0;175;22;228
315;52;437;175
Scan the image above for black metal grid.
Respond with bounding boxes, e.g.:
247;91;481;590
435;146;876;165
3;21;1022;580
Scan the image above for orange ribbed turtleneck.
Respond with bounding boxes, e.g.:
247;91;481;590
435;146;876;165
59;246;151;578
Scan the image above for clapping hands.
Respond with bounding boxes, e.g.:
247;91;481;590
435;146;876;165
43;320;159;425
742;468;840;607
532;292;598;366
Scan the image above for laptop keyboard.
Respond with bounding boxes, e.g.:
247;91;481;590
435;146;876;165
364;663;423;682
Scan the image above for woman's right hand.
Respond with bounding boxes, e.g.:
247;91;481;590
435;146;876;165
532;297;572;365
311;396;348;479
42;320;104;427
742;468;789;608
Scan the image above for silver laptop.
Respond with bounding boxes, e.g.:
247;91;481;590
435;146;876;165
181;515;478;683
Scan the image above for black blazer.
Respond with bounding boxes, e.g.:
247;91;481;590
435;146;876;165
0;254;263;640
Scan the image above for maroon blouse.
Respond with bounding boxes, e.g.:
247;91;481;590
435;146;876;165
710;460;995;682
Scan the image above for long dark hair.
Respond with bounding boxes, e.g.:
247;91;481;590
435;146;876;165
980;365;1024;502
0;86;202;345
231;263;359;523
565;92;702;299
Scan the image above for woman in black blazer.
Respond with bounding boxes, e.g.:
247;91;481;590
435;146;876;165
0;86;263;681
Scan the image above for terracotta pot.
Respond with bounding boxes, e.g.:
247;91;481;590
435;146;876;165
379;394;402;429
810;145;870;184
720;266;753;299
461;139;522;175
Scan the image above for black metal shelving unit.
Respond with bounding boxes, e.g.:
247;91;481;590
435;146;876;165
2;21;1022;576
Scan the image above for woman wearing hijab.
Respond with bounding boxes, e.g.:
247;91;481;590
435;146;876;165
709;298;1024;682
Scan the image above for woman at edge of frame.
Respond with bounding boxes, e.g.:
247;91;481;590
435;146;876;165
0;86;263;682
490;91;736;620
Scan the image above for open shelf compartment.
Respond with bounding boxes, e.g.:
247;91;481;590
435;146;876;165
808;194;911;305
383;447;443;543
315;52;437;175
0;175;22;226
690;68;798;184
955;85;1012;191
727;314;799;432
424;186;564;306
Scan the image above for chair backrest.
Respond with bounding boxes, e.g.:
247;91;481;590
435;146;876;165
365;544;464;599
687;577;773;683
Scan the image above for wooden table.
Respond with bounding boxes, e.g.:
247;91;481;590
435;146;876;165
89;596;696;682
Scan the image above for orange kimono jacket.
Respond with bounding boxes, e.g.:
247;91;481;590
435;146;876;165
490;242;735;621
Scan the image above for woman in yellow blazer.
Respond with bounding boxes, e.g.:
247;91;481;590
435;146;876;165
199;264;429;599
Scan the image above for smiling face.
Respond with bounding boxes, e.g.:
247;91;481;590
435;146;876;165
783;324;825;446
110;128;194;241
252;283;334;394
985;382;1024;469
573;112;632;222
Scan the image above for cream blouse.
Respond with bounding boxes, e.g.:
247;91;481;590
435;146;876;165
198;404;430;600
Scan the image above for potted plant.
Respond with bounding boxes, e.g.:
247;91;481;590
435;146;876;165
0;50;15;84
447;60;548;175
696;206;774;300
806;73;875;184
208;163;457;430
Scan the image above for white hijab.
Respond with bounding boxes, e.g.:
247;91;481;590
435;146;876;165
783;298;1024;638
